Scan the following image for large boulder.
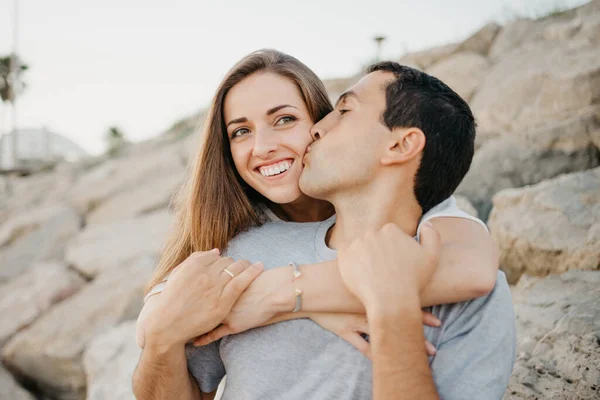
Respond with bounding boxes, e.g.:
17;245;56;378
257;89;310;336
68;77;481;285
83;321;139;400
399;43;458;70
488;19;541;61
0;366;34;400
504;271;600;399
0;205;81;284
472;13;600;141
86;170;183;225
426;51;490;102
488;168;600;284
65;210;172;278
458;107;600;219
67;143;184;216
456;22;501;56
0;262;85;347
2;255;155;400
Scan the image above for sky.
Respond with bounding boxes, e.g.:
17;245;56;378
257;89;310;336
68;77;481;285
0;0;591;155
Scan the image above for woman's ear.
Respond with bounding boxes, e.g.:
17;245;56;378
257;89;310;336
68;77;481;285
381;127;426;166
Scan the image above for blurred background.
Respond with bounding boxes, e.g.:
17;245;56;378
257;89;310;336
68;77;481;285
0;0;598;399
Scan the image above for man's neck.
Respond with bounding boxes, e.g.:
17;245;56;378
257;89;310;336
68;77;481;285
327;182;422;250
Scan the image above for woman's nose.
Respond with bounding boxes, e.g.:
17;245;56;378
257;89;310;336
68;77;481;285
252;131;277;158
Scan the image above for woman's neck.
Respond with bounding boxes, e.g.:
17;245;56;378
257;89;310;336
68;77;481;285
267;195;335;223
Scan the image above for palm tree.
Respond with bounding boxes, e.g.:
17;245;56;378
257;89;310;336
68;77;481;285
0;54;28;169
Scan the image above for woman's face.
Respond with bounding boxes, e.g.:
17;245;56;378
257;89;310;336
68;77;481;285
225;72;315;204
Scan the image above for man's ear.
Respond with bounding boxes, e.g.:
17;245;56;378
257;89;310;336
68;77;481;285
381;127;426;166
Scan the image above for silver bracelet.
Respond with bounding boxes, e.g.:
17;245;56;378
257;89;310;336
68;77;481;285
289;262;303;312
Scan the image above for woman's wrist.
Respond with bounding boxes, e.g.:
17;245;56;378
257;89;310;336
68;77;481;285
266;265;298;313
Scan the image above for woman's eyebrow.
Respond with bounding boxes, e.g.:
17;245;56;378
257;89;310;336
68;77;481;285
266;104;297;116
226;117;247;128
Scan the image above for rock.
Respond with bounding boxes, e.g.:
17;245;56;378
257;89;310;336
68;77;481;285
458;109;600;219
86;170;183;225
456;22;501;56
473;10;600;140
65;211;172;278
67;143;184;215
399;43;458;70
0;170;76;224
426;51;490;101
488;168;600;284
455;195;478;218
0;206;81;284
488;19;540;61
2;255;155;400
0;203;70;247
544;17;583;41
0;262;85;347
0;366;34;400
83;321;139;400
504;271;600;399
323;75;361;104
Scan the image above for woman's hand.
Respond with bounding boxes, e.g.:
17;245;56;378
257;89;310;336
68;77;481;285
143;250;264;351
310;311;441;358
190;267;293;346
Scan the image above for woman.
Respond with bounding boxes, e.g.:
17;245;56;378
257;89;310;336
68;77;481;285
135;49;498;397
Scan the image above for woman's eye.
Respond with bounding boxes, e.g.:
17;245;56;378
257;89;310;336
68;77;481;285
339;109;350;115
276;116;296;126
232;128;250;138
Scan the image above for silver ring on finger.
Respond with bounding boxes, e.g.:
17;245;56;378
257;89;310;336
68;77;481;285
223;267;235;278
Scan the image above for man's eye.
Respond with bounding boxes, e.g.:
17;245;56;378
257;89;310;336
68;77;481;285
232;128;250;138
276;116;297;125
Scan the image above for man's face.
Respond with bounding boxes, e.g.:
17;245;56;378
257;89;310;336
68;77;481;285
299;71;395;199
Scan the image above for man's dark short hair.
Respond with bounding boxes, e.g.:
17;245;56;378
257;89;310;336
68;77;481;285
367;62;476;215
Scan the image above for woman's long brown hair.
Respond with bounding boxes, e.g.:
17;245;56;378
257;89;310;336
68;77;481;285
145;49;333;294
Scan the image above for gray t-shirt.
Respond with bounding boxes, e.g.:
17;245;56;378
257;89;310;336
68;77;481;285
185;201;516;399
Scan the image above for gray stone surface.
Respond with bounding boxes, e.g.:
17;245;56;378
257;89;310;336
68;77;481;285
0;261;85;347
504;271;600;399
0;366;34;400
83;321;139;400
488;168;600;284
2;255;155;400
0;205;81;284
65;211;172;278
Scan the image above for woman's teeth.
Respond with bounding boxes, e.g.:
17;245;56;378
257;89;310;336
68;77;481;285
259;160;292;177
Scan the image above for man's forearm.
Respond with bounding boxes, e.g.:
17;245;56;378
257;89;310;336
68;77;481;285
369;298;439;400
132;341;202;400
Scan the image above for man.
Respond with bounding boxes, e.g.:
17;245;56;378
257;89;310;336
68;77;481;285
134;63;516;399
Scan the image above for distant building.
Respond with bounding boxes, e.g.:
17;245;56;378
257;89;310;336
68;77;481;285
0;127;88;169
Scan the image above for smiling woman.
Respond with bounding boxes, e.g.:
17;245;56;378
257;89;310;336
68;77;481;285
143;50;334;295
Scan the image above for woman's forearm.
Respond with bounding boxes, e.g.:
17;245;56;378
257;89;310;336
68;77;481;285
271;242;496;315
420;243;497;306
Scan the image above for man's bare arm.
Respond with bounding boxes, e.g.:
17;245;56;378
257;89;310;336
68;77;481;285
132;340;210;400
369;299;439;399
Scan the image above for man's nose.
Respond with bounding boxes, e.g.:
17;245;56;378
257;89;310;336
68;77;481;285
309;122;325;141
252;131;277;158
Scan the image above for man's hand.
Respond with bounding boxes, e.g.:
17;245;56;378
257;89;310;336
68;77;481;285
144;250;264;351
337;222;441;314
